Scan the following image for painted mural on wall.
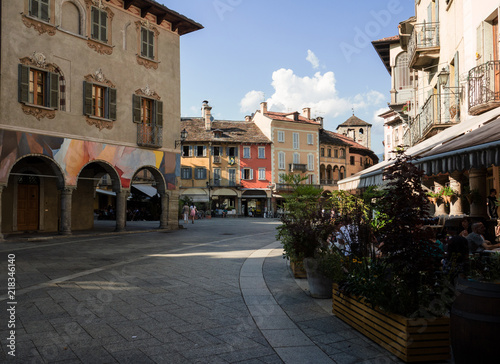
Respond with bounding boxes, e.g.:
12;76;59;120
0;130;177;189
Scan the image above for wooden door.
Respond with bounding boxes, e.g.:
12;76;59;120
17;184;39;231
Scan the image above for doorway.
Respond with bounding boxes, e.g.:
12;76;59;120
17;175;40;231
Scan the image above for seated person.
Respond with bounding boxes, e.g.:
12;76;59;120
459;217;471;238
466;222;500;253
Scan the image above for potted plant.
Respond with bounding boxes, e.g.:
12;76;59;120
276;174;337;292
332;150;453;362
440;186;457;204
205;210;212;219
426;190;441;204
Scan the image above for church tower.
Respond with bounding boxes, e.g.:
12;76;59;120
336;114;372;149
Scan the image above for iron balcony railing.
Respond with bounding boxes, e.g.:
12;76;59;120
320;179;337;186
407;22;440;66
288;163;307;172
137;124;162;148
213;155;221;164
406;93;460;147
468;60;500;115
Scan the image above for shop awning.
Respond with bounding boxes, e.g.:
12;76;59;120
212;188;237;196
132;184;158;197
338;107;500;190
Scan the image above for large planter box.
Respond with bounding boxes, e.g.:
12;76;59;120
332;286;450;363
290;259;307;278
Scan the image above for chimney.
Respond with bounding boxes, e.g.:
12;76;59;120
302;107;311;119
245;115;251;122
260;101;267;114
202;100;212;131
316;116;324;129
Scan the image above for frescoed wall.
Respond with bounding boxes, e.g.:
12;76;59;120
0;130;178;189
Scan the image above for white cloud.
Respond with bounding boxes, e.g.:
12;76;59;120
240;90;265;113
240;68;385;121
306;50;320;69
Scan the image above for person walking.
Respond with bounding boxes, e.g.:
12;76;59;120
190;205;197;224
182;203;190;224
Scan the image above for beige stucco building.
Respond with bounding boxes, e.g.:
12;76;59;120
251;102;321;203
0;0;202;238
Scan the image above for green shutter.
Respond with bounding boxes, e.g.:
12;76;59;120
83;81;93;116
29;0;38;18
141;28;147;57
91;7;98;39
18;64;30;104
148;30;154;59
101;11;108;42
156;100;163;127
132;95;141;123
108;87;117;120
49;72;59;109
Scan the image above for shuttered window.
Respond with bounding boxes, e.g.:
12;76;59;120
278;152;285;170
195;168;207;180
181;167;192;179
18;64;59;109
91;6;108;43
132;94;163;126
83;81;116;120
141;28;155;60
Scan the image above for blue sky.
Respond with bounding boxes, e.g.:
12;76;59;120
161;0;415;155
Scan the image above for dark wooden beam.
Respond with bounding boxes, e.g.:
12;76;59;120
156;12;167;25
170;20;181;32
123;0;134;10
141;6;152;18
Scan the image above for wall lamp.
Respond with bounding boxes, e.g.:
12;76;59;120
438;68;463;96
175;128;188;148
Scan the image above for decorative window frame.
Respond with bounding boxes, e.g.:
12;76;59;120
84;0;114;55
135;20;160;70
22;0;57;36
83;68;116;130
18;52;62;120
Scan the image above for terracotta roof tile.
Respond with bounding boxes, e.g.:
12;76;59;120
181;118;272;144
264;111;320;125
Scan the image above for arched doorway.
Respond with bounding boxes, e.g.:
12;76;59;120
17;174;40;231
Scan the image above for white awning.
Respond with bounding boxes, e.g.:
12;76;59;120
338;107;500;190
132;184;158;197
96;189;116;196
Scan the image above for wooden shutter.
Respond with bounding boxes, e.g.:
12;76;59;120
434;0;439;23
91;7;98;39
156;100;163;127
49;72;59;109
29;0;38;18
203;146;207;157
132;95;141;123
83;81;93;116
101;10;108;42
148;30;154;59
250;169;253;180
141;28;147;57
234;147;238;156
108;87;117;120
477;22;484;61
18;64;30;103
202;168;207;180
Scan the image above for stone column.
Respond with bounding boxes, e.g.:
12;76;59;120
469;168;487;217
434;181;447;216
115;190;128;232
59;188;74;235
0;185;5;241
449;172;464;216
159;192;169;229
167;189;180;229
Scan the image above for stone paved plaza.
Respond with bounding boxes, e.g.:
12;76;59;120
0;218;405;363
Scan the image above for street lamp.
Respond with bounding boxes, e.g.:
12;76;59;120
437;68;450;85
175;128;188;148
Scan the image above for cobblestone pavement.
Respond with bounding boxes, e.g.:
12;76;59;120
0;218;404;363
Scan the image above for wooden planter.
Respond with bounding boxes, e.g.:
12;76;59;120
290;259;307;278
332;286;450;362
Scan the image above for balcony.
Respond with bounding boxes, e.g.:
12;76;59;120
406;93;460;147
407;22;440;70
213;155;221;164
468;61;500;115
320;179;337;186
288;163;307;172
137;124;162;148
276;183;321;192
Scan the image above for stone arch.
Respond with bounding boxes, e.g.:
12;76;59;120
77;160;122;191
131;165;167;195
326;165;333;181
5;154;66;233
58;0;86;36
320;164;326;181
